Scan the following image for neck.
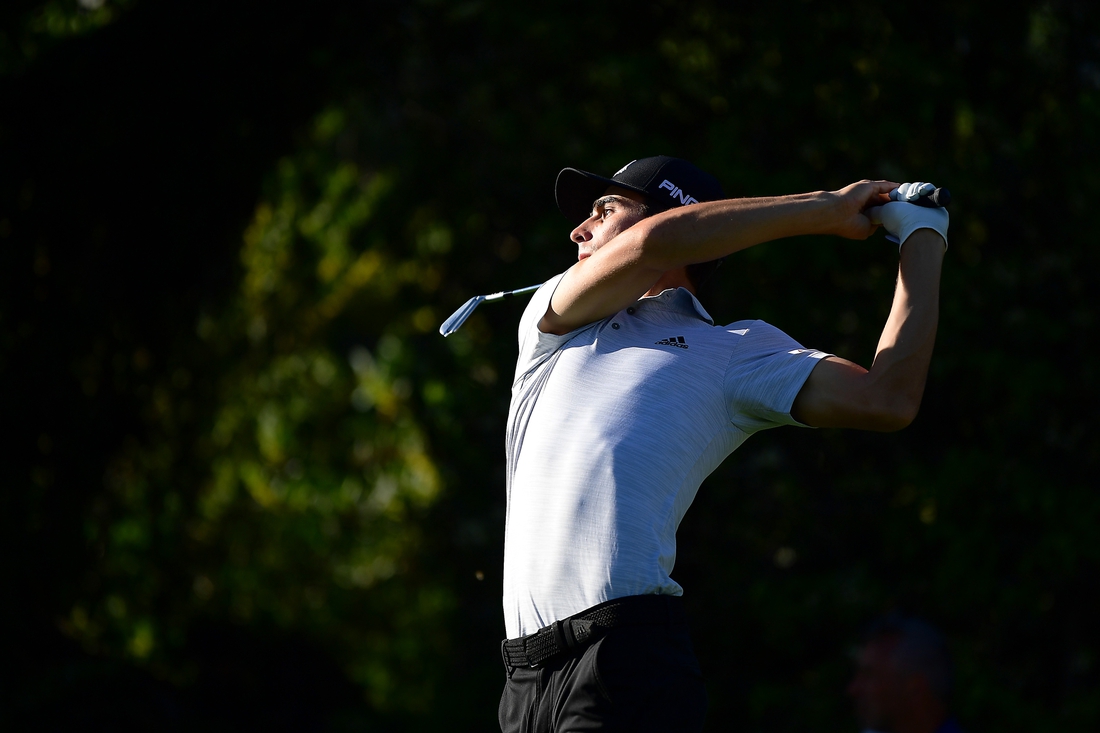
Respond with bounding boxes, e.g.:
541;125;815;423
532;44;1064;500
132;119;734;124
645;267;694;297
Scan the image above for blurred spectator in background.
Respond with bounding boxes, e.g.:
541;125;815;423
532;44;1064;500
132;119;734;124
847;614;964;733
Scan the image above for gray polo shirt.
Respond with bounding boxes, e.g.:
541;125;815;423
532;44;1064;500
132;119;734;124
503;272;830;639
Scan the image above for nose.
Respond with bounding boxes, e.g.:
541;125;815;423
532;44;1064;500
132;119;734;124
571;223;592;244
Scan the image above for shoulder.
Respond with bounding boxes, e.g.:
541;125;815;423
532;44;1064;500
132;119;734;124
518;273;567;340
515;272;601;369
720;318;788;336
719;319;806;354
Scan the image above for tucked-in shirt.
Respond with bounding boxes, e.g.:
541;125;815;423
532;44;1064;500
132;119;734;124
503;273;830;638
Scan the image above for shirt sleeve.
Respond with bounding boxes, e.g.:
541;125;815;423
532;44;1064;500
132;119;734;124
513;272;599;383
723;320;832;433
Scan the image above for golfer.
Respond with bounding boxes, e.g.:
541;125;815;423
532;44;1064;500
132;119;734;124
499;156;948;732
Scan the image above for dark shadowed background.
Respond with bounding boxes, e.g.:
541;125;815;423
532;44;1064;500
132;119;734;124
3;0;1098;730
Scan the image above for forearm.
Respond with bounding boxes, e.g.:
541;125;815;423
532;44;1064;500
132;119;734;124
866;230;945;422
630;191;839;270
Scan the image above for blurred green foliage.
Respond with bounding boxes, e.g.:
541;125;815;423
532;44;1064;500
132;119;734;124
0;0;135;76
73;108;454;710
3;0;1099;730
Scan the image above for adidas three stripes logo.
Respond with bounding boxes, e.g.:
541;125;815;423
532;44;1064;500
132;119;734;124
654;336;689;349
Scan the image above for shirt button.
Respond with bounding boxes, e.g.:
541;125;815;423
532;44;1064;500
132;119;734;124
612;323;620;329
627;308;635;315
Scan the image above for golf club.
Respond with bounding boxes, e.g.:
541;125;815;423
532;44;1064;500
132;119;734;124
439;284;542;336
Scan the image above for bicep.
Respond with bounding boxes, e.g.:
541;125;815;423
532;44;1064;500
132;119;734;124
791;356;909;431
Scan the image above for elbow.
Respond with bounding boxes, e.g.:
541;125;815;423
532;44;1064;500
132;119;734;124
630;217;681;270
871;394;921;432
538;313;572;336
876;410;916;433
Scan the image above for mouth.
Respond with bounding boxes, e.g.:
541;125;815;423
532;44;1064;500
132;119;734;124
578;252;592;261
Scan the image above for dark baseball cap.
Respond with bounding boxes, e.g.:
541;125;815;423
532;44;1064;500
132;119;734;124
555;155;725;224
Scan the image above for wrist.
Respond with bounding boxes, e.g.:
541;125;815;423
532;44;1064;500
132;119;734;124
824;190;850;236
879;201;950;250
900;227;948;253
788;190;839;237
810;190;856;237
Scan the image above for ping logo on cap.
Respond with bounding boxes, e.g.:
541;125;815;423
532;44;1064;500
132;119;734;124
658;179;698;205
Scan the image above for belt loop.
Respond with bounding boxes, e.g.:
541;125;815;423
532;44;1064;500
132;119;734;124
552;619;568;651
523;633;537;669
562;618;577;649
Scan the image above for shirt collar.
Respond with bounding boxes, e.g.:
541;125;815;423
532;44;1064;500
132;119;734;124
637;287;714;325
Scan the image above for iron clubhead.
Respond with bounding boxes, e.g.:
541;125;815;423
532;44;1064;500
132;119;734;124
439;295;486;337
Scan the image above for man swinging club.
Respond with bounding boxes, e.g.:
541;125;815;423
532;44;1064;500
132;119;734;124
498;155;948;732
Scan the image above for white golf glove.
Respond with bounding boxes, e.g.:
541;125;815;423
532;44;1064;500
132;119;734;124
869;181;949;250
892;181;938;204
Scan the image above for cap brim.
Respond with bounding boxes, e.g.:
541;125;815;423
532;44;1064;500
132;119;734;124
555;168;649;225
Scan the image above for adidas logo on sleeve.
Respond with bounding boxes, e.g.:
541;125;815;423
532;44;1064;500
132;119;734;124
654;336;689;349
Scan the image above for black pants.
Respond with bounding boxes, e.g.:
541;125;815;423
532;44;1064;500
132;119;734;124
498;608;707;732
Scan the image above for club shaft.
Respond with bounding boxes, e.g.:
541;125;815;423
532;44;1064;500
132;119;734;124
484;284;543;301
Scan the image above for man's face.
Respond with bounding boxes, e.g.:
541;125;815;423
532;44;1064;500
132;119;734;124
848;638;906;731
568;186;649;261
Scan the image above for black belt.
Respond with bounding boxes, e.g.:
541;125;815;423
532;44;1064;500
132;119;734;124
501;594;686;669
